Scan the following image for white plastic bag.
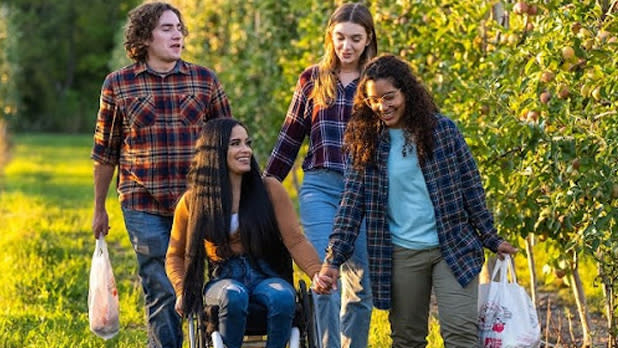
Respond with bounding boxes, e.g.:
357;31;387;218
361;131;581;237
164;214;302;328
88;237;120;339
478;255;540;348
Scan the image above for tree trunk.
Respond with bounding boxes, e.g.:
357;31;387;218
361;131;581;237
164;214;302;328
598;262;616;348
569;253;593;347
60;0;76;97
525;234;537;307
0;119;10;175
492;1;508;28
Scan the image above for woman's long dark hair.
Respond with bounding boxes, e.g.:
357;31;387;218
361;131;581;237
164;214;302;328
181;118;290;315
345;54;438;169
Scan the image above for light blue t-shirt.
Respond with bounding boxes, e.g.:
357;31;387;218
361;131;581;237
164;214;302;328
387;128;439;249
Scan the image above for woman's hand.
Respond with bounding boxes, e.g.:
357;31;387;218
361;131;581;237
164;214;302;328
312;264;339;294
174;295;184;317
497;241;518;259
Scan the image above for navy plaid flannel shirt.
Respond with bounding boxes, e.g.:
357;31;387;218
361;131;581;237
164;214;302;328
91;60;231;215
264;66;357;180
325;114;504;310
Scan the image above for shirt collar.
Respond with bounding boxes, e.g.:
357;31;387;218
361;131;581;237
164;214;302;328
336;76;360;90
134;60;190;76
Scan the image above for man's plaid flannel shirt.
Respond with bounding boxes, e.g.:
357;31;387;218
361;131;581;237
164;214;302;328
91;60;231;215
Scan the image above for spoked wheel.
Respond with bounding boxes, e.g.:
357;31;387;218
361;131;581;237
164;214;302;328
188;309;210;348
188;314;205;348
298;280;320;348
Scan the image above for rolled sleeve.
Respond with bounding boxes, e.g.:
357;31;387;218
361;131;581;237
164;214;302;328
91;75;121;165
264;75;310;181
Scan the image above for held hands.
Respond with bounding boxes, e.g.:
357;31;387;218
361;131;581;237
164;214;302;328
311;263;339;294
497;241;518;260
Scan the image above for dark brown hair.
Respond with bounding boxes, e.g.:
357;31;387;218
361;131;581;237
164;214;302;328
181;118;290;316
124;2;188;63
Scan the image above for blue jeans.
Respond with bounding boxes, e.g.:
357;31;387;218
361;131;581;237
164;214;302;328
204;256;297;348
300;170;372;348
122;208;182;348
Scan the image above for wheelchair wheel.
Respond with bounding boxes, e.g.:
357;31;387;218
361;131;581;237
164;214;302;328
188;308;214;348
188;314;205;348
298;280;320;348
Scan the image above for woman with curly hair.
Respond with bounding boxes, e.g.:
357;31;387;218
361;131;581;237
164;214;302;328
165;118;325;348
317;54;517;347
264;3;377;347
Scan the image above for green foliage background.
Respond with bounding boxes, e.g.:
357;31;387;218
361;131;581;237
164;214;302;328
0;0;140;132
0;5;17;120
170;2;618;315
0;0;617;345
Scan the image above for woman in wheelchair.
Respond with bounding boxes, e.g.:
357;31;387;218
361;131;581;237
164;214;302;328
166;118;325;348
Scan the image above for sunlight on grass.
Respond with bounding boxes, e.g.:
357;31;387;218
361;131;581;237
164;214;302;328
0;134;147;347
1;134;603;347
1;134;443;347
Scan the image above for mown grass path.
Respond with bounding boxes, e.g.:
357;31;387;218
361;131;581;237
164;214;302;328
0;134;146;347
2;134;607;347
0;134;417;348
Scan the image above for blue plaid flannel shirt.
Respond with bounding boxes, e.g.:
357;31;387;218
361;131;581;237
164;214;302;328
325;114;504;310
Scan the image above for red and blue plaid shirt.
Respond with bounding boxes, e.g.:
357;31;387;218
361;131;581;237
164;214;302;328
264;66;358;180
91;60;231;215
325;114;505;310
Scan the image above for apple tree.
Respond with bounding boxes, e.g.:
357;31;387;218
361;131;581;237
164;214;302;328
373;0;617;345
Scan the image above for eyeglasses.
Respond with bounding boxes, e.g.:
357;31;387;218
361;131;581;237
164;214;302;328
363;90;400;108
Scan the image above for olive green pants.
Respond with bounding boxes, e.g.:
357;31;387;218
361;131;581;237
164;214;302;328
389;246;479;348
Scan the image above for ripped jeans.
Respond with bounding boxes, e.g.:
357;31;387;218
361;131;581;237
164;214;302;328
204;256;296;348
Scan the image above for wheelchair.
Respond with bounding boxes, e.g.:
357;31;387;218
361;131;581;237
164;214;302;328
187;259;322;348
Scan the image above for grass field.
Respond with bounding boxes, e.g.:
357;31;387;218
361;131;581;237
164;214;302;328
0;134;401;347
0;134;604;347
0;134;148;347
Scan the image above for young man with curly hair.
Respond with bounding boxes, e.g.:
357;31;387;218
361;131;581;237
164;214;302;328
90;2;231;347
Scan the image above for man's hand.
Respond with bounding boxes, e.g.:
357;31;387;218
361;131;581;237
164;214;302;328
92;208;110;239
497;241;518;260
312;264;339;294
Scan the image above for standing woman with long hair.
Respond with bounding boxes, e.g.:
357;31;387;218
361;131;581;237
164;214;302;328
317;54;518;347
166;118;324;348
264;3;377;348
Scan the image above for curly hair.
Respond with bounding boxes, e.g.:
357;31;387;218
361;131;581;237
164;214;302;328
312;2;377;107
181;118;291;316
345;54;438;169
124;2;189;63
